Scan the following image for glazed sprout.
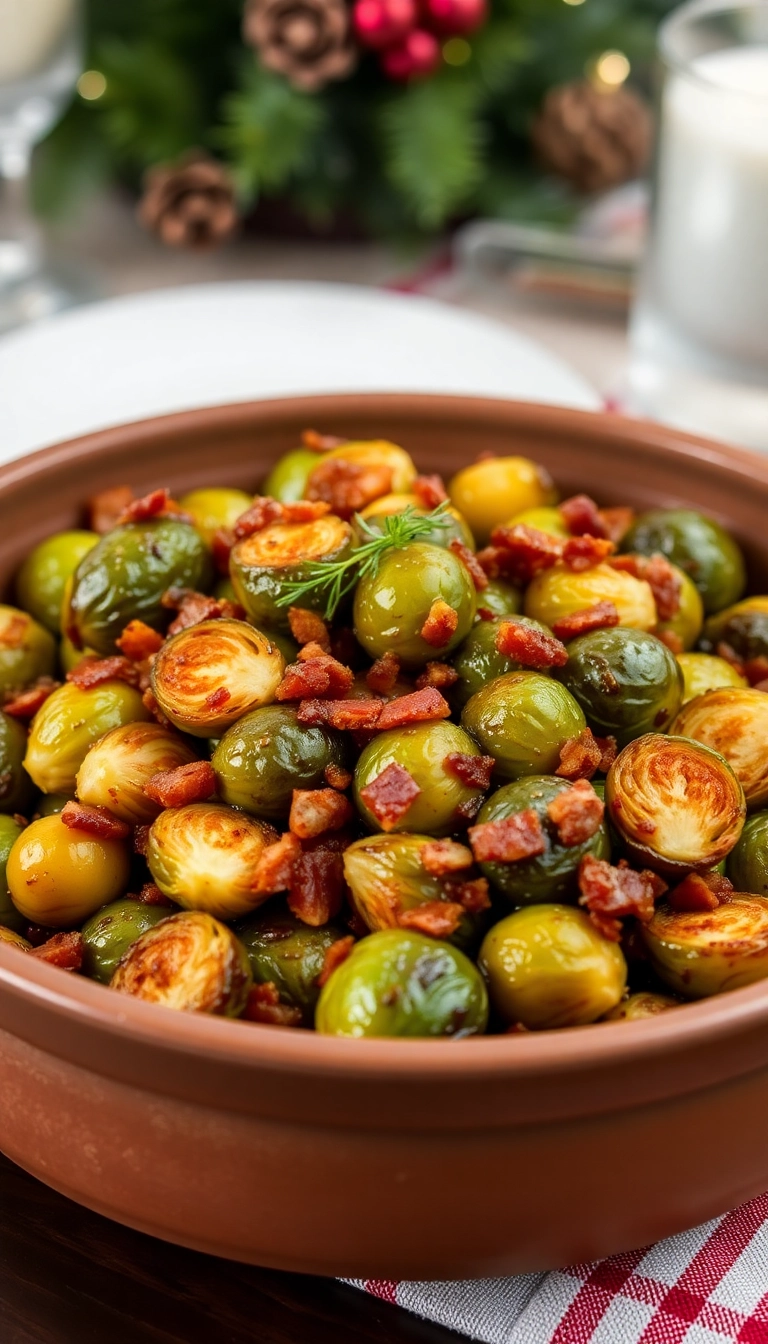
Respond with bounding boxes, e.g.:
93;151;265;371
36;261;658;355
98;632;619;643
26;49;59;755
525;561;657;633
306;439;417;504
701;595;768;664
353;540;476;666
236;909;347;1025
461;672;586;782
262;448;319;503
24;681;150;795
230;514;354;628
354;721;488;836
110;910;252;1016
641;896;768;998
623;508;746;614
16;530;98;633
359;493;475;550
478;904;627;1030
177;488;252;546
728;812;768;895
451;617;554;711
671;688;768;810
150;618;285;737
448;456;557;545
147;802;279;919
0;603;57;694
0;814;27;933
0;710;34;815
343;833;484;949
555;627;684;748
315;929;488;1038
606;733;746;874
81;897;172;984
506;506;569;539
478;578;523;618
6;814;130;926
76;722;199;825
677;652;747;704
212;704;348;821
602;991;679;1021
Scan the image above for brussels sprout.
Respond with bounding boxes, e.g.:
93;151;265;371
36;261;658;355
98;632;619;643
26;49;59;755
306;440;417;502
0;604;57;694
178;488;253;546
728;811;768;896
150;618;284;737
0;814;26;933
354;721;487;836
110;910;252;1016
641;896;768;998
66;518;213;655
461;672;586;782
343;833;485;949
315;929;488;1038
655;566;704;651
262;449;319;503
478;578;523;618
359;493;474;549
15;531;98;633
353;542;476;667
602;991;679;1021
623;509;746;614
554;627;684;747
700;596;768;663
451;616;553;711
479;904;626;1029
81;897;171;984
236;909;346;1025
230;515;353;629
606;733;746;874
76;722;199;825
24;681;150;795
0;711;34;815
0;926;30;951
677;652;747;704
212;704;348;821
525;562;657;633
147;803;278;919
476;777;610;905
448;456;557;545
671;688;768;810
506;506;570;539
6;814;130;926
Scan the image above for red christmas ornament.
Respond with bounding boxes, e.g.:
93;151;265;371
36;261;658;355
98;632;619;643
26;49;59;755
381;27;440;78
423;0;487;35
353;0;416;49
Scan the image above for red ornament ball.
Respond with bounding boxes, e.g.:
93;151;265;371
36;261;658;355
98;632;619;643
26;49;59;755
381;27;440;79
353;0;417;49
423;0;487;34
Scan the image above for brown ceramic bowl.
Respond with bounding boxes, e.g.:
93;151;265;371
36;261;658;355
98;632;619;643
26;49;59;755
2;394;768;1281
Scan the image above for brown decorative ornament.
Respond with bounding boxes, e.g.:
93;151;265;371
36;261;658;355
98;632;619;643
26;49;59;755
243;0;357;92
138;153;239;250
531;80;652;194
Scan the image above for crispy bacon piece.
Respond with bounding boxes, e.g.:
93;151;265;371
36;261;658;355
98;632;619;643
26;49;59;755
562;535;616;571
415;661;458;691
476;607;495;621
495;619;568;670
445;876;491;913
144;760;216;809
375;687;450;731
444;753;495;791
116;619;165;661
276;654;354;701
137;882;174;907
317;935;356;987
596;735;618;771
232;496;285;540
287;606;331;651
610;553;681;620
397;901;465;938
87;485;134;534
3;677;58;719
252;833;301;895
546;780;604;846
485;524;564;585
117;488;190;525
600;507;635;545
468;810;546;864
453;796;483;824
288;834;347;926
412;474;448;509
30;931;84;971
283;500;334;523
204;687;231;713
289;788;354;840
420;839;474;877
243;982;302;1027
668;873;721;913
420;599;458;649
555;728;613;781
578;855;666;939
297;698;384;731
366;651;401;695
559;494;610;539
359;762;420;831
448;539;488;591
324;763;352;790
162;586;245;635
302;429;346;452
67;656;140;690
552;602;620;641
744;657;768;687
306;458;393;519
60;801;131;840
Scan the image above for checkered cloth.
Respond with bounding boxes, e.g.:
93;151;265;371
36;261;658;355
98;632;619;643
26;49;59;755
346;1194;768;1342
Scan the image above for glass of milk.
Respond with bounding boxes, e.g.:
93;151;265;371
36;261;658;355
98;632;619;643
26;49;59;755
628;0;768;449
0;0;83;331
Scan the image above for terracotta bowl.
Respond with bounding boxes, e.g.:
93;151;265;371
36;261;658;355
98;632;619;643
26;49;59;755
2;394;768;1282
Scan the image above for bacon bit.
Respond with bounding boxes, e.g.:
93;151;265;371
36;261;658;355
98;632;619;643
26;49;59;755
67;656;140;691
297;640;331;663
366;651;401;696
744;657;768;687
137;882;174;907
444;753;495;791
610;553;681;620
30;931;84;971
297;698;384;731
562;535;616;571
453;796;483;824
578;856;666;939
243;982;303;1027
397;900;465;938
445;876;491;914
475;547;504;580
556;728;603;781
486;525;564;585
495;619;568;670
134;825;150;856
702;870;734;901
276;654;354;701
288;833;348;925
597;735;618;771
552;602;620;642
288;607;330;652
211;527;234;575
87;485;134;534
306;458;393;519
232;496;285;540
657;628;684;656
3;677;58;719
600;507;635;545
116;620;165;661
559;494;610;539
252;833;301;895
546;780;604;846
61;801;131;840
201;687;229;714
324;764;352;790
117;488;190;526
448;539;489;592
302;429;346;452
668;873;721;913
476;606;495;621
144;760;216;809
161;587;245;635
468;810;546;864
412;474;448;510
376;687;451;731
420;599;459;649
415;661;458;691
289;788;354;840
284;500;334;523
420;839;474;877
359;762;420;831
317;935;356;987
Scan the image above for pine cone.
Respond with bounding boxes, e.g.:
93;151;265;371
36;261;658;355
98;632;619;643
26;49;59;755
243;0;357;92
531;81;652;195
138;153;239;250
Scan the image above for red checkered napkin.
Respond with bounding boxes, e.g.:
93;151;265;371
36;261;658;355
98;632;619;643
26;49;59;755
346;1193;768;1342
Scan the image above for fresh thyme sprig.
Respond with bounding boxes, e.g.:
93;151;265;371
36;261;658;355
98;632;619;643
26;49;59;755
274;502;452;620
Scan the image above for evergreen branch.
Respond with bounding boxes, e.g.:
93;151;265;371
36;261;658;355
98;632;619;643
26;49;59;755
214;65;327;200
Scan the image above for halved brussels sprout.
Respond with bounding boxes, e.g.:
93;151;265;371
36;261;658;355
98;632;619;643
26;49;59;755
623;509;746;614
306;440;417;502
147;802;278;919
16;530;98;633
448;456;557;545
0;814;26;933
359;493;474;549
451;616;553;711
478;904;626;1029
177;488;252;546
478;578;523;618
461;672;585;782
151;618;284;737
641;896;768;998
76;722;199;824
212;704;348;821
525;561;657;632
677;652;747;705
110;910;252;1016
728;811;768;896
606;733;746;874
7;813;130;926
315;929;488;1038
24;681;150;795
262;448;319;503
555;627;684;747
506;506;569;539
601;991;679;1021
0;711;34;815
81;897;171;984
230;515;353;629
354;721;487;836
0;604;57;693
700;596;768;663
343;833;483;948
671;688;768;810
0;926;30;951
353;541;476;667
236;909;346;1025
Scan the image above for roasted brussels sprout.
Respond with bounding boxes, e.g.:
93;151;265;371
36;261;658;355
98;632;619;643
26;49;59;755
76;722;198;824
236;909;346;1025
24;681;150;795
0;926;30;951
461;672;586;782
0;711;34;815
306;440;417;502
654;566;704;651
448;456;557;545
479;904;626;1029
81;897;171;984
606;733;746;873
700;596;768;663
359;493;474;550
262;448;319;503
66;518;213;655
477;578;522;618
230;515;353;629
315;929;488;1037
16;530;98;633
212;704;348;821
677;652;747;704
671;688;768;809
641;896;768;998
7;814;130;925
354;721;487;835
506;506;569;538
728;811;768;896
353;541;476;667
147;803;278;919
178;488;252;546
343;833;484;948
151;618;284;736
623;509;746;614
602;991;679;1021
555;627;684;747
0;814;26;933
110;910;252;1016
0;604;57;694
525;562;657;632
451;617;552;711
476;777;609;905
